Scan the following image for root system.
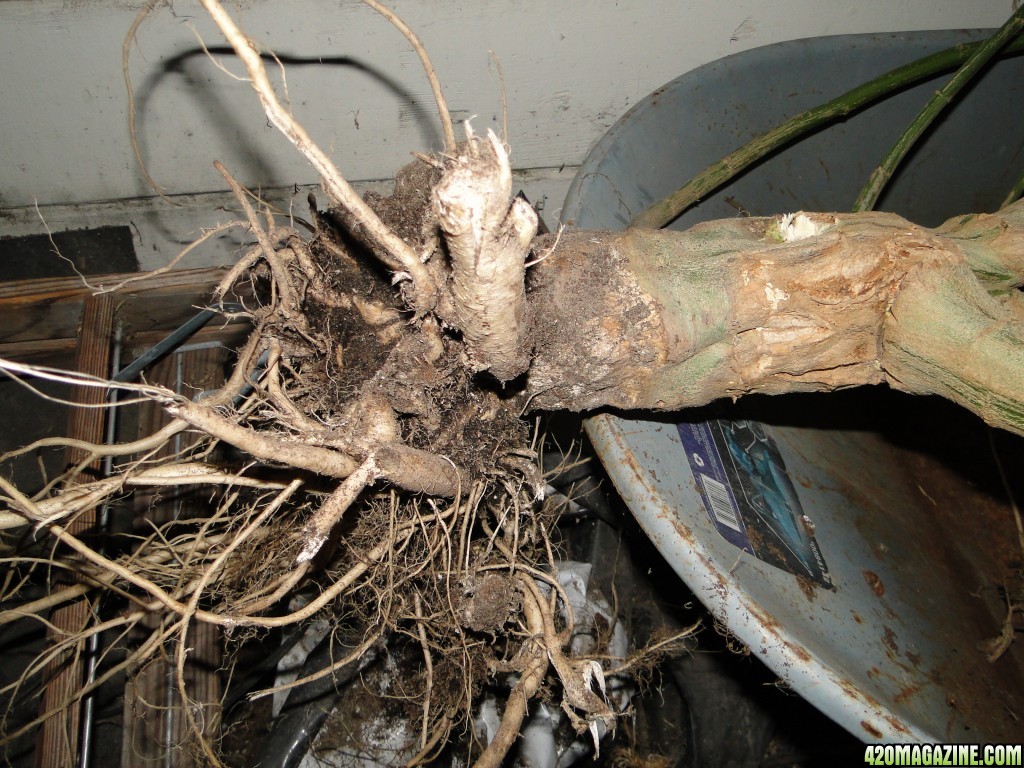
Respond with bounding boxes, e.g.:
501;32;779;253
0;2;693;765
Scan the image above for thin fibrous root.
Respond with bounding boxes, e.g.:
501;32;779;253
472;578;548;768
198;0;439;314
359;0;456;150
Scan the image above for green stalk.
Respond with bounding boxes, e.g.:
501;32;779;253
854;8;1024;212
632;33;1024;230
1000;169;1024;210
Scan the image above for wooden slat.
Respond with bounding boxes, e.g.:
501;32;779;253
0;266;229;299
35;294;115;768
0;267;253;354
2;270;244;764
0;322;251;363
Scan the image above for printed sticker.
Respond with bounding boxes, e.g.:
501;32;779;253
678;419;832;588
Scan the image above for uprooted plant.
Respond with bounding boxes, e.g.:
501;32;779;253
0;2;686;765
3;0;1024;765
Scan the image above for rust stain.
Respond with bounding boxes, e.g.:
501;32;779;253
747;603;780;632
619;447;646;486
843;679;909;741
894;681;925;705
787;642;811;664
883;712;911;735
745;603;812;665
861;720;883;739
881;626;900;657
867;666;880;679
862;569;885;597
851;611;864;624
796;574;816;602
837;676;860;701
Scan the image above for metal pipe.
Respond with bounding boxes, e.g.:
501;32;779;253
164;350;186;768
76;302;248;766
113;303;244;384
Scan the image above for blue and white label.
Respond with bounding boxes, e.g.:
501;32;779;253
678;419;832;588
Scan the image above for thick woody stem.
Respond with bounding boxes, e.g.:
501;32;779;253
883;261;1024;428
935;202;1024;292
434;129;538;381
524;202;1024;436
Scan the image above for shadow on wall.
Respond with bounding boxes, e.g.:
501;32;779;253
131;46;443;199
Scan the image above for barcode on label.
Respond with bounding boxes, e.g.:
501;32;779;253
700;474;742;532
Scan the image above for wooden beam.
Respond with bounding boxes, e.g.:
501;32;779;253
0;322;252;364
35;294;114;768
0;267;253;360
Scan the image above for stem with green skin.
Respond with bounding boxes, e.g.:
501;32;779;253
854;8;1024;212
631;35;1024;230
1000;168;1024;211
934;202;1024;293
526;201;1024;436
883;258;1024;435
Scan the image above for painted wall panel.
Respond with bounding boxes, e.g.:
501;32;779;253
0;1;1012;209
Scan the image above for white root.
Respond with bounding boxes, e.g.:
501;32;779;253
0;464;295;531
295;456;379;563
434;128;538;381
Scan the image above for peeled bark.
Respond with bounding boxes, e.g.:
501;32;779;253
521;201;1024;437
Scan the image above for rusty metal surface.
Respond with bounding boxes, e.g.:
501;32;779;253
587;410;1024;742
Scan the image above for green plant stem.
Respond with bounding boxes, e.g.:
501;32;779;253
854;9;1024;212
631;34;1024;230
1000;168;1024;210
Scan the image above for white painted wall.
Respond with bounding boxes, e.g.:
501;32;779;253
0;0;1013;269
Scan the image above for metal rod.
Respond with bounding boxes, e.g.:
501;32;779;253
113;303;244;384
72;301;247;766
